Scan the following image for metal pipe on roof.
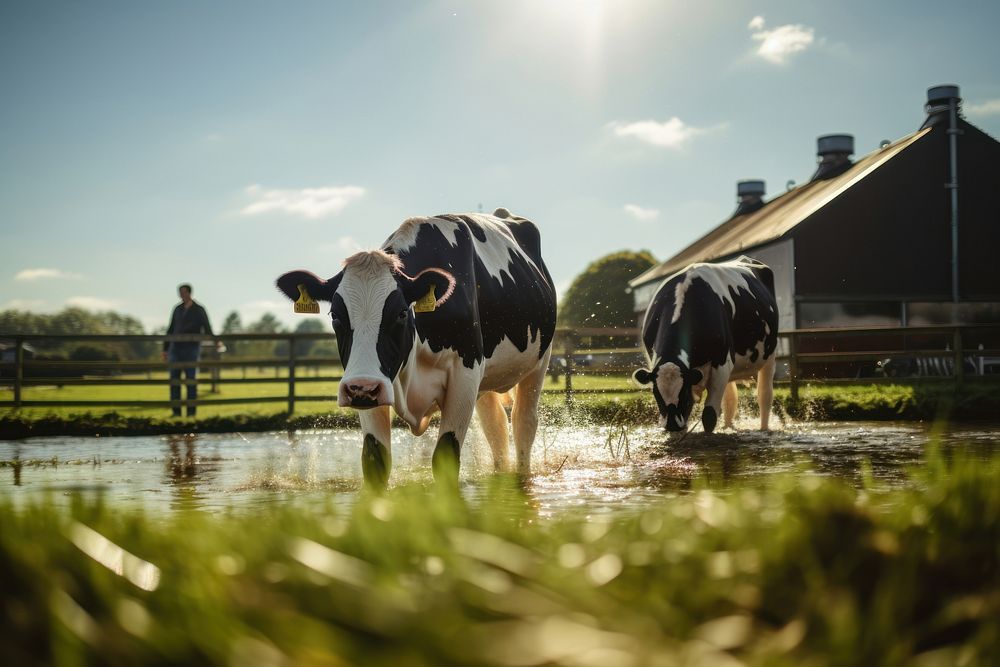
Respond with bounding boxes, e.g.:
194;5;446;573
927;85;962;303
811;134;854;180
734;180;766;216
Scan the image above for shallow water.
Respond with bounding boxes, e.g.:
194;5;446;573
1;418;996;514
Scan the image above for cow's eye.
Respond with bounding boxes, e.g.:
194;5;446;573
397;308;408;321
331;318;341;329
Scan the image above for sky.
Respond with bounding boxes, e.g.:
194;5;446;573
2;0;1000;332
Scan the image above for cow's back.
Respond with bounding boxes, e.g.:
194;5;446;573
642;258;778;370
383;212;556;374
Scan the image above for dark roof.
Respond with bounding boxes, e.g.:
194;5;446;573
630;128;931;288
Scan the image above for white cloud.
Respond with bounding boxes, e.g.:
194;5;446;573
67;296;121;311
748;17;815;64
965;99;1000;117
241;184;366;220
623;204;660;221
609;117;719;149
15;268;82;281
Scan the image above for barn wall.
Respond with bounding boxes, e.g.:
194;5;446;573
791;129;953;299
956;122;1000;299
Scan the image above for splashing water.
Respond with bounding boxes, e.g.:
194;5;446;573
0;416;995;514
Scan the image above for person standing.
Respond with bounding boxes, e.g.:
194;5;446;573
162;284;214;417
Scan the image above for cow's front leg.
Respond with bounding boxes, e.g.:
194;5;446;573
702;366;731;434
432;374;479;484
360;406;392;490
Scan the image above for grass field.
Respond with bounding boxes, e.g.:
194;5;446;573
1;446;997;665
2;367;999;436
0;369;636;420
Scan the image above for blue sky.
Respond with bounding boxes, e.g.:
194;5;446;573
2;0;999;331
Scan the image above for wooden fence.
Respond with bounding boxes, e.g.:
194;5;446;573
1;324;998;413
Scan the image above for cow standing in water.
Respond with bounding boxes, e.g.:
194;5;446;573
632;256;778;433
276;209;556;487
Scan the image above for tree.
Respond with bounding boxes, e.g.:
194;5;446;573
221;311;243;356
559;250;657;346
245;313;286;359
293;318;328;357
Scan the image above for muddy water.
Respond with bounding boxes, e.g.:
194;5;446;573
1;419;996;514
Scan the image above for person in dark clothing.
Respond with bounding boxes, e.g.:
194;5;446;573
162;284;214;417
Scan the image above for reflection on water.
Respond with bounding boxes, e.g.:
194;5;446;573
0;418;996;514
163;434;225;511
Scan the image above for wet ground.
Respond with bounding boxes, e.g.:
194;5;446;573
1;419;997;514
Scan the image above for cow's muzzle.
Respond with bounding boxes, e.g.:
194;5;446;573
339;377;392;408
663;409;687;432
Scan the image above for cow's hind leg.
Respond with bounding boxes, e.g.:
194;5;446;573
360;406;392;490
757;356;776;431
476;391;510;472
702;365;731;434
512;348;551;476
722;381;739;429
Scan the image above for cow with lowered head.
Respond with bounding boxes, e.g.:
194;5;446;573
633;256;778;433
276;209;556;487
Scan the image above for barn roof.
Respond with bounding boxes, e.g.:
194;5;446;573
629;127;931;289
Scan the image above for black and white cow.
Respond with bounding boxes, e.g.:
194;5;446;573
632;256;778;433
276;208;556;487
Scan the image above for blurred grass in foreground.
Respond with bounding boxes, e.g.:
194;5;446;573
1;448;998;666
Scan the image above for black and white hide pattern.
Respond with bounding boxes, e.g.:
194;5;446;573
632;256;778;433
276;208;556;487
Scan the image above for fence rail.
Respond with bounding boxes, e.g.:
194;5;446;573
2;324;999;413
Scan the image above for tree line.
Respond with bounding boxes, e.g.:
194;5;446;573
0;308;338;362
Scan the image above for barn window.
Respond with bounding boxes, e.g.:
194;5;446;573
797;302;902;328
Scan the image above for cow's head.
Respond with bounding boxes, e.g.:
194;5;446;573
276;250;456;409
632;361;703;432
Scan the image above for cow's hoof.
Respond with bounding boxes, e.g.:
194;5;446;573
362;434;391;490
432;431;461;485
702;406;717;433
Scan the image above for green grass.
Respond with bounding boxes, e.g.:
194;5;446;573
3;372;998;438
1;447;998;665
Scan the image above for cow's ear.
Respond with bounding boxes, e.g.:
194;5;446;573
398;267;457;313
276;270;341;302
684;368;703;386
632;368;653;385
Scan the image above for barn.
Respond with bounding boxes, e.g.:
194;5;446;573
630;84;1000;336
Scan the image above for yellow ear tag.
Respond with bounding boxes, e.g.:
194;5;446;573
413;284;437;313
294;284;320;314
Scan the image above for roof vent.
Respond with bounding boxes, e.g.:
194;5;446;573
922;84;961;129
734;179;766;216
812;133;854;180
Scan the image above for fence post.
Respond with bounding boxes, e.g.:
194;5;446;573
287;335;297;414
14;337;24;409
953;327;964;382
787;332;799;405
564;331;577;407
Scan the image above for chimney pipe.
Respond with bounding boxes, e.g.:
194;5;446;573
734;179;765;216
922;84;962;302
811;134;854;180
